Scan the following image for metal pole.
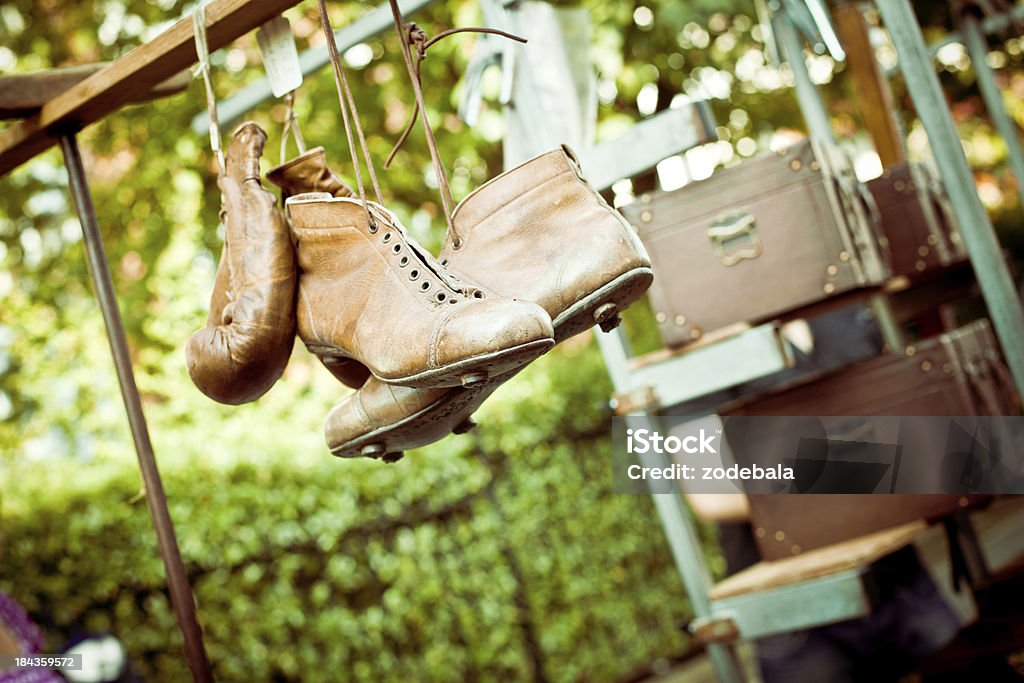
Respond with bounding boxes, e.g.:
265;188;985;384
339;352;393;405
777;9;907;350
884;3;1024;78
630;415;747;683
877;0;1024;398
594;333;746;683
962;13;1024;213
60;135;213;683
774;10;835;145
930;3;1024;57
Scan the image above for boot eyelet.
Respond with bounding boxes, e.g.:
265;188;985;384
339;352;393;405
449;298;458;304
392;244;402;254
399;256;409;267
420;282;430;292
472;290;484;299
367;220;378;234
382;232;392;243
409;269;420;280
436;292;447;302
452;238;463;250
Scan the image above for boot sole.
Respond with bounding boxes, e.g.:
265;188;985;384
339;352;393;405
328;266;654;458
552;266;654;343
374;337;555;389
330;385;491;460
310;337;554;389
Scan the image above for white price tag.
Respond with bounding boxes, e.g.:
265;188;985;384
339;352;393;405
257;16;303;98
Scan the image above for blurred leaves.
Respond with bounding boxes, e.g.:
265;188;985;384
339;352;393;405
0;346;697;681
2;0;1024;679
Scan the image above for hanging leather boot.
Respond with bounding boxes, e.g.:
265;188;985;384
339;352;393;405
267;148;371;389
287;193;554;388
440;145;653;341
324;146;652;459
324;382;476;461
186;122;296;404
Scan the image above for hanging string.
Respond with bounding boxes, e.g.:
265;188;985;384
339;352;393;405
385;1;526;247
317;0;384;231
387;1;453;244
280;91;308;166
192;3;224;173
384;23;526;169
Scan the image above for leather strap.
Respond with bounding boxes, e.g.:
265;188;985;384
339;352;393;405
317;0;384;229
192;3;224;174
386;0;525;248
280;90;308;166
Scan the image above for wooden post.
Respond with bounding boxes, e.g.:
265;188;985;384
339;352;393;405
0;65;189;119
0;0;302;176
833;4;906;168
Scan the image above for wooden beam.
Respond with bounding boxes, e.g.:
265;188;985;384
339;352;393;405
833;3;906;168
0;0;302;176
0;65;189;119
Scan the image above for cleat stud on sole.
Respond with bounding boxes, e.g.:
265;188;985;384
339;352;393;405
461;372;487;388
382;452;404;463
361;443;386;458
598;313;623;333
594;302;619;327
453;417;477;434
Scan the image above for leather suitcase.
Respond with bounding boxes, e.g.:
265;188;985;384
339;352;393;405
720;319;1015;560
743;494;980;560
867;161;966;277
621;140;891;348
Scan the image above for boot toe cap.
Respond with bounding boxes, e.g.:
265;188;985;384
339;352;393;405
433;299;554;370
324;381;452;455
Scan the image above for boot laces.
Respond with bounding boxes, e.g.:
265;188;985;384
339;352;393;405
363;202;479;298
385;0;526;250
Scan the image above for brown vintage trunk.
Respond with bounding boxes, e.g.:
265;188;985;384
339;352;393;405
720;320;1015;560
867;161;966;278
622;140;891;348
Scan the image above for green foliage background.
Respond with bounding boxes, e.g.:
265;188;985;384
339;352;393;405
1;0;1023;680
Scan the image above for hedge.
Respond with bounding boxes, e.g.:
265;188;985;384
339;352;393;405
1;336;716;681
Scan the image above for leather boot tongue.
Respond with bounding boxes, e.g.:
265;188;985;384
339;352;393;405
365;202;470;297
267;147;354;198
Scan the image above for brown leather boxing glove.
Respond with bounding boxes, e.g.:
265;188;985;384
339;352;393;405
186;122;296;404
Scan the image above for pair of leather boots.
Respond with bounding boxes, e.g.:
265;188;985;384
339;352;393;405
187;122;652;461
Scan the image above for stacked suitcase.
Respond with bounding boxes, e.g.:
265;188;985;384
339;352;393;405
620;139;1015;562
621;140;891;347
720;319;1013;560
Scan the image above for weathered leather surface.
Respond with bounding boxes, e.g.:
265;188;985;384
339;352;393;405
440;145;651;326
186;122;296;405
287;195;553;387
266;146;353;199
326;147;653;454
267;148;368;388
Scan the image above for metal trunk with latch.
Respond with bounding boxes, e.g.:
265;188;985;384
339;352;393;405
620;139;891;348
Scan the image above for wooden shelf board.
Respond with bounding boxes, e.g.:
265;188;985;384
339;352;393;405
0;0;302;175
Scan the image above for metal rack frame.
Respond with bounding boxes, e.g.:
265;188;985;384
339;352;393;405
499;2;1024;681
5;0;1024;681
0;2;314;679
